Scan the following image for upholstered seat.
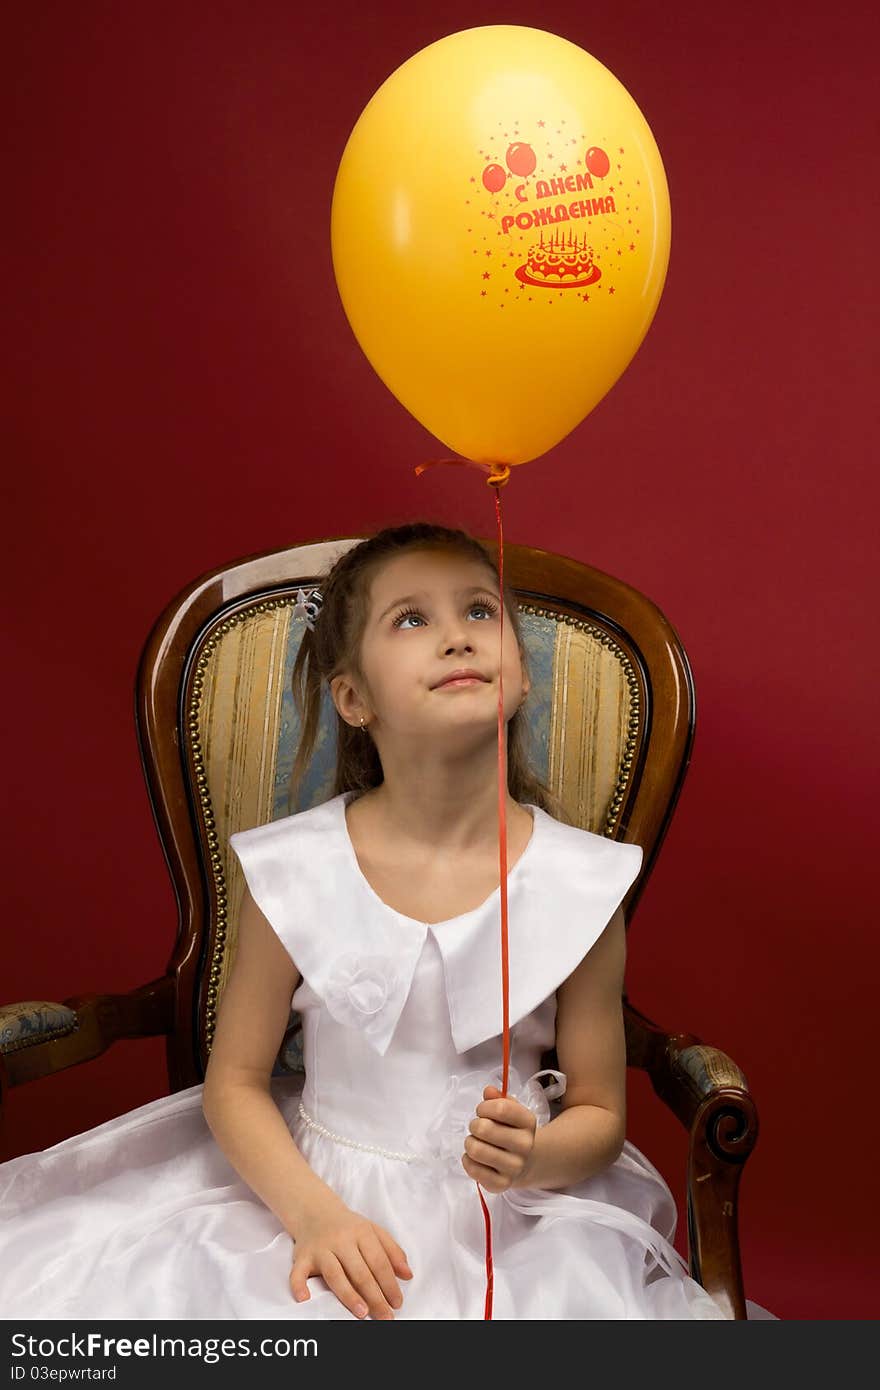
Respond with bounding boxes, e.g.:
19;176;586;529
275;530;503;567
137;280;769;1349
0;535;759;1318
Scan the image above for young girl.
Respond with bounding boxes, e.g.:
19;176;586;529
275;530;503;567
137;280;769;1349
0;523;772;1320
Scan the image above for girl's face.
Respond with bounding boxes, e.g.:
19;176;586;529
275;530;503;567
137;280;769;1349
333;547;530;742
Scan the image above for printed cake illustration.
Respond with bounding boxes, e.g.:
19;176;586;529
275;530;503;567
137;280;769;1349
515;229;601;289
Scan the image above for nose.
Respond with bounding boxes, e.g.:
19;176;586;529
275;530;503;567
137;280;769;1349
444;635;474;654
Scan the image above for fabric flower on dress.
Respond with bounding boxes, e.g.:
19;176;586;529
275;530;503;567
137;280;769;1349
409;1065;567;1178
322;953;400;1042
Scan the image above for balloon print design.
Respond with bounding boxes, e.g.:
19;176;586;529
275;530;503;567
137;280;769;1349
473;122;641;304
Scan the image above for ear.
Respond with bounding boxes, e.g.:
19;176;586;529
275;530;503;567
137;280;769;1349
330;673;370;729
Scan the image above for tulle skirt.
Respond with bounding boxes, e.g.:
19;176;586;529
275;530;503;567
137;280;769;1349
0;1077;776;1321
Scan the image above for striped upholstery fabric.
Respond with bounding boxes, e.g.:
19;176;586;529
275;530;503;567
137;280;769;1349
195;597;637;1070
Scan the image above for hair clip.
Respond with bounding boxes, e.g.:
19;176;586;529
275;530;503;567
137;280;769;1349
293;586;324;631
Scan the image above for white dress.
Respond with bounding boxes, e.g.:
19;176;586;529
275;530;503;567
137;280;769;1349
0;793;774;1320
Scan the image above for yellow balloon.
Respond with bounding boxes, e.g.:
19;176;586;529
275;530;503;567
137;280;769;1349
331;25;671;467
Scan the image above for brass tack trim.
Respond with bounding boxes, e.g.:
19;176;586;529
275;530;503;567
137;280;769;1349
1;1019;80;1055
519;603;641;838
186;592;308;1049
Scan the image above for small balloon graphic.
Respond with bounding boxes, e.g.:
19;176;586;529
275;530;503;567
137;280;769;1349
505;142;536;176
585;146;610;178
482;163;507;193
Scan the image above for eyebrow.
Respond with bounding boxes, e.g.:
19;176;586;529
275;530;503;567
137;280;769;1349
377;584;501;625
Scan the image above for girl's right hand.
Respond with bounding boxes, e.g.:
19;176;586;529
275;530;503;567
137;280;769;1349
289;1197;413;1320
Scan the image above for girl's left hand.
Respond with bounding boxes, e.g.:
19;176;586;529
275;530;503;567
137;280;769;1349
461;1085;538;1193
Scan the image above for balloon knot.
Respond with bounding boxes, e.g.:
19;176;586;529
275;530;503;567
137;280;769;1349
485;464;511;490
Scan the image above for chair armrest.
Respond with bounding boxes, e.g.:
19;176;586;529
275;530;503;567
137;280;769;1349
625;997;752;1128
1;1001;79;1053
0;979;176;1090
624;996;759;1320
669;1042;748;1101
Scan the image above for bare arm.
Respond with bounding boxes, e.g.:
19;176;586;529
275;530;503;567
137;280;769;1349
463;905;627;1193
202;886;412;1319
515;903;627;1188
201;886;342;1235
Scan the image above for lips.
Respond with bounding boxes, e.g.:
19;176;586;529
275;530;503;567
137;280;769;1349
432;670;491;689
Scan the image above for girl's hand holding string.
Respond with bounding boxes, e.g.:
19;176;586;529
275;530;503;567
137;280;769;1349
289;1194;413;1320
461;1085;538;1192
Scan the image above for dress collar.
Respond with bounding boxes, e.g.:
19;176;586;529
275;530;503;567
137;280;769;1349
332;792;642;1055
230;794;642;1058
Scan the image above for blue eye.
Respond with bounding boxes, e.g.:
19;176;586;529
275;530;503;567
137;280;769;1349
470;594;500;619
391;607;424;629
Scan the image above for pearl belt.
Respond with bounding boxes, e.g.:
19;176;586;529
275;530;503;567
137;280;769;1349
297;1102;426;1165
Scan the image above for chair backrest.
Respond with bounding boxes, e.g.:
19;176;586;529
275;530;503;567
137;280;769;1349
136;536;694;1090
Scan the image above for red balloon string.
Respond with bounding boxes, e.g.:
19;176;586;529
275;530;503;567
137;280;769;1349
415;455;512;1321
492;482;511;1102
478;1185;495;1319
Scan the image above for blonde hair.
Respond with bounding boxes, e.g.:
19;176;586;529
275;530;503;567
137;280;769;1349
289;521;568;820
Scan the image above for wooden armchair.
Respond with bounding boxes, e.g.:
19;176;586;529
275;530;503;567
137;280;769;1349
0;536;758;1319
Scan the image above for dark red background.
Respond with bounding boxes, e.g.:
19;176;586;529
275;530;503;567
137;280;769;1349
4;1;877;1319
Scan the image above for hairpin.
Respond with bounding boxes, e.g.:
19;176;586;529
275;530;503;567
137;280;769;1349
293;586;324;631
